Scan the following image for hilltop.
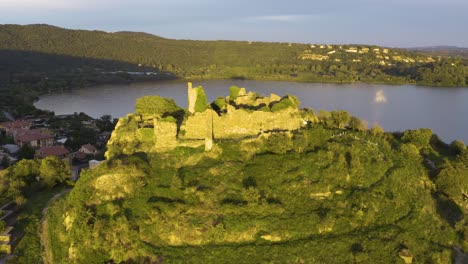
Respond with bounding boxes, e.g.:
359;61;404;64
42;84;468;263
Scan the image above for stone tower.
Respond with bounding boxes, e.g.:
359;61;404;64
205;110;214;151
187;82;197;114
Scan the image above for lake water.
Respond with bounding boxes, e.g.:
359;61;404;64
35;79;468;144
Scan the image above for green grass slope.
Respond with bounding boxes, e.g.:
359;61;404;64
44;121;467;263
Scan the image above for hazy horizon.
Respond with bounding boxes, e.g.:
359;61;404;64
1;0;467;48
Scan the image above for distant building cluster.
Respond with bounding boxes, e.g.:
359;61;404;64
0;117;105;180
299;45;435;65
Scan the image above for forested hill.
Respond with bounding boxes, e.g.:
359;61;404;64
409;46;468;59
0;24;467;87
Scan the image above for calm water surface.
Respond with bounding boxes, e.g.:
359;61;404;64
35;80;468;143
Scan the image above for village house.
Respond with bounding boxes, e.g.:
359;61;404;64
79;144;97;155
345;47;358;53
16;132;54;148
0;120;31;136
36;145;70;163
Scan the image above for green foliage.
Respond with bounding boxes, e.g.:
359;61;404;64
160;116;177;123
436;152;468;209
270;96;299;112
96;114;117;132
17;144;35;159
348;116;367;131
402;128;433;148
370;124;385;136
399;143;421;159
194;86;209;113
43;116;465;263
39;156;70;188
330;110;351;129
211;97;227;112
450;140;466;155
0;220;5;233
7;216;42;263
136;128;155;143
229;86;242;100
135;96;182;116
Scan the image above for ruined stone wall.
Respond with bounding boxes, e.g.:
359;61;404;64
187;82;197;114
154;118;178;150
180;108;305;140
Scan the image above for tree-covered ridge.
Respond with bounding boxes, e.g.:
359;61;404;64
43;90;467;263
0;24;467;87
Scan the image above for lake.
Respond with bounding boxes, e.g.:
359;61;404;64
35;79;468;144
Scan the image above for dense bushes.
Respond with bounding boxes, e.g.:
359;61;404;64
0;157;70;205
135;96;182;116
43;122;465;263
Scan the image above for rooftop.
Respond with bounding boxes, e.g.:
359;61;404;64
38;146;69;157
81;144;97;152
17;132;54;143
0;120;31;129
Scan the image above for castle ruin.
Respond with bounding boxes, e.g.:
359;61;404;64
106;83;311;158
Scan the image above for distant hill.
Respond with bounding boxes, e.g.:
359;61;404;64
113;31;166;39
408;46;468;59
0;24;466;88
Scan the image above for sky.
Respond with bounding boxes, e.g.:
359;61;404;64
0;0;467;47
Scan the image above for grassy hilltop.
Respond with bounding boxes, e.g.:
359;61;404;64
42;86;468;263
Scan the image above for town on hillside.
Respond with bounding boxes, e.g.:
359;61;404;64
0;113;115;255
0;114;113;178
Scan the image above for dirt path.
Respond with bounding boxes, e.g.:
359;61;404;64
41;188;72;217
0;188;72;264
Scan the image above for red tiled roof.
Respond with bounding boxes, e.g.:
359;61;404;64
39;146;69;157
74;151;88;160
81;144;97;152
17;132;54;143
0;120;31;129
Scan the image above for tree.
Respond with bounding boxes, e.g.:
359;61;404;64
330;110;351;129
401;128;432;148
18;145;35;159
11;159;39;182
1;156;9;168
318;110;332;127
370;124;384;136
348;116;367;131
450;140;466;155
96;114;115;132
135;96;182;116
39;156;70;188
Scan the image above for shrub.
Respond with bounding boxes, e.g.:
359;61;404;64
135;96;182;116
401;128;433;148
229;86;242;100
194;87;210;113
0;220;5;233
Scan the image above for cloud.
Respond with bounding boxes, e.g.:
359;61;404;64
247;14;318;22
0;0;113;11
